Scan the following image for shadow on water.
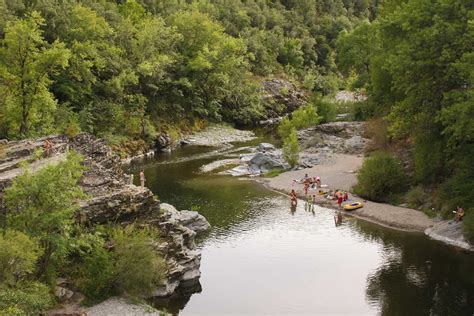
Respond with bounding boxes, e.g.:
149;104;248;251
130;144;474;315
351;220;474;315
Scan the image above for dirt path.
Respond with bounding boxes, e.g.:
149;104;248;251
265;154;435;232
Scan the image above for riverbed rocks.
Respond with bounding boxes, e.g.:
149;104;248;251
0;133;210;300
298;121;368;155
183;125;256;147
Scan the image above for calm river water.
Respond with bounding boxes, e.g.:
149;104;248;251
131;143;474;315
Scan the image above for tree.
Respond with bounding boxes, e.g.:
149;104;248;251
0;11;70;138
283;128;300;167
0;230;42;286
3;152;85;280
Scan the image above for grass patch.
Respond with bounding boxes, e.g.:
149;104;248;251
264;168;285;178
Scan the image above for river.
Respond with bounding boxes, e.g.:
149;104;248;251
130;141;474;315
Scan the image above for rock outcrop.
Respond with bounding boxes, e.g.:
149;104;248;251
259;79;307;124
0;133;210;299
298;121;368;155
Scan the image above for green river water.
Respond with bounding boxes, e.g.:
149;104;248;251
130;140;474;315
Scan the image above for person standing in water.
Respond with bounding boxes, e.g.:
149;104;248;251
290;189;298;206
337;191;343;209
139;170;146;188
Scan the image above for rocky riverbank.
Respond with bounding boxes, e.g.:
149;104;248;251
258;122;472;251
0;134;210;312
192;121;472;251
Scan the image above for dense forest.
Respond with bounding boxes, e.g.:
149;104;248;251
0;0;376;144
338;0;473;233
0;0;473;313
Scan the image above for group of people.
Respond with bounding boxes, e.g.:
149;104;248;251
328;190;349;209
290;173;323;206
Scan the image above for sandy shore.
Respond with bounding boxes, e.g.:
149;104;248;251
264;154;435;232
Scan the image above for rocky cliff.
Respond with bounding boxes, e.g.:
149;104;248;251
0;134;209;298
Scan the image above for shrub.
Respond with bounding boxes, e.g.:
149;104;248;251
71;232;114;302
405;186;427;209
436;145;474;215
462;209;474;243
282;129;299;168
111;226;166;297
0;282;53;315
277;105;320;139
4;152;85;282
354;152;407;202
351;100;375;121
309;96;336;123
0;230;42;286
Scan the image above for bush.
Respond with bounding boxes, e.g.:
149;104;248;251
4;152;85;282
405;186;429;209
277;105;320;139
0;230;42;286
351;100;376;121
71;232;114;302
111;226;166;297
0;282;53;315
462;209;474;243
309;96;336;123
354;152;407;202
282;129;299;168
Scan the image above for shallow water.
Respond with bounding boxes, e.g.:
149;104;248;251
131;144;474;315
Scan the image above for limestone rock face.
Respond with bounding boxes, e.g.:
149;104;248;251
0;133;209;298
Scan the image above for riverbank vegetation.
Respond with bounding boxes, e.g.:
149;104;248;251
337;0;473;240
0;154;166;313
0;0;377;145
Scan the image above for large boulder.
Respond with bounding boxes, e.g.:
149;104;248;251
160;203;211;234
250;152;284;170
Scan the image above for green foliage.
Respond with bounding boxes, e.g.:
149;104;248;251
70;231;114;302
0;230;42;286
309;96;337;123
111;225;166;297
462;210;474;244
0;11;70;138
0;281;53;315
351;100;375;121
278;105;321;139
3;152;85;281
405;186;429;209
282;128;300;168
263;168;285;178
436;144;474;215
354;152;407;202
0;0;376;140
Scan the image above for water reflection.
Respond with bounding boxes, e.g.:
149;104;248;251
132;145;474;315
352;221;474;315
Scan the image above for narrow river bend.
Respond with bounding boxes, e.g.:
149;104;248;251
130;143;474;315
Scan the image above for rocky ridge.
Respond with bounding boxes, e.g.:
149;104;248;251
0;134;210;302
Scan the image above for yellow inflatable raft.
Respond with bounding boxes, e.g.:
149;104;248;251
344;202;363;211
